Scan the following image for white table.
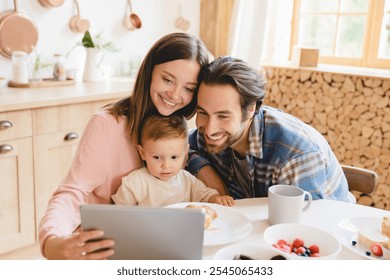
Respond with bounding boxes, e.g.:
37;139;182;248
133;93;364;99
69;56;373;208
203;198;390;259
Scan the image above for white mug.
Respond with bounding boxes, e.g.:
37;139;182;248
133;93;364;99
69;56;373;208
268;184;312;225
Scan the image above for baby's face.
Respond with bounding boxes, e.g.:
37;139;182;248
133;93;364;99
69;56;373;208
138;137;188;181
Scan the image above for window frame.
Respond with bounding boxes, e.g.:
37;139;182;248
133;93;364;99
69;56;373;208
290;0;390;69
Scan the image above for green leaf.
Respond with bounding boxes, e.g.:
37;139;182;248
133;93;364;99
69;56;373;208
80;31;120;52
82;31;95;48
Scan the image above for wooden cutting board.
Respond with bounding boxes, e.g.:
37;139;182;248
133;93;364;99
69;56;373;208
8;78;75;88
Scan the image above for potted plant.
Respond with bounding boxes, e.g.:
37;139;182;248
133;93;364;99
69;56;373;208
66;31;119;82
81;31;119;82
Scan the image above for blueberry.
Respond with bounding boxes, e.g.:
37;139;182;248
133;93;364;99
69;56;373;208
352;240;357;246
365;251;371;256
298;253;310;257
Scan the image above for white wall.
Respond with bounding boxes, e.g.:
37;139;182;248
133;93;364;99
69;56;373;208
0;0;200;80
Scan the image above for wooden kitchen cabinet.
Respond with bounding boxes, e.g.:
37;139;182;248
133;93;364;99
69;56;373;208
33;100;114;231
0;110;35;255
32;100;112;135
0;99;120;255
0;79;132;257
33;128;83;231
0;110;32;141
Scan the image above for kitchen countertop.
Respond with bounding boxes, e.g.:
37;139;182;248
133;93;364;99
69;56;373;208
0;78;134;113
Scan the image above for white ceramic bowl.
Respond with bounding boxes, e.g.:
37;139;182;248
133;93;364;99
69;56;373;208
213;243;290;260
263;223;342;260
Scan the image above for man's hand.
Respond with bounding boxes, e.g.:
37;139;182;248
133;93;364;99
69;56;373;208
196;165;228;195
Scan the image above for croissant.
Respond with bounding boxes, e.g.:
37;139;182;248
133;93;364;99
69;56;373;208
186;204;218;229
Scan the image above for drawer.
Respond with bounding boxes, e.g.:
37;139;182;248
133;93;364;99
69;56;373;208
32;100;116;135
0;110;32;141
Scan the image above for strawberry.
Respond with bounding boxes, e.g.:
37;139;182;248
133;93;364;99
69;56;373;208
273;242;292;253
293;238;304;248
309;244;320;254
370;243;383;257
295;247;306;254
281;244;292;253
277;239;287;246
274;238;322;258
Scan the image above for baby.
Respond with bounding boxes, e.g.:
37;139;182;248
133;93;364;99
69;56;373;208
112;114;234;207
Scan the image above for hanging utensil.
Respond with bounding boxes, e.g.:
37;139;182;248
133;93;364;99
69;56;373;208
38;0;64;8
69;0;90;34
124;0;142;30
174;3;190;31
0;0;38;59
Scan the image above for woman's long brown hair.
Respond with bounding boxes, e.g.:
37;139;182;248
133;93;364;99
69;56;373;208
106;33;209;144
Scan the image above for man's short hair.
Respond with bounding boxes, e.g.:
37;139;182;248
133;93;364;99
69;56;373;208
200;56;267;115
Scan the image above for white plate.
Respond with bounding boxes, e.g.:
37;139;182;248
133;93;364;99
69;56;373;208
166;202;252;246
214;243;289;260
333;216;384;260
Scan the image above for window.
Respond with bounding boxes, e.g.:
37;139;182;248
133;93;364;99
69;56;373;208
291;0;390;69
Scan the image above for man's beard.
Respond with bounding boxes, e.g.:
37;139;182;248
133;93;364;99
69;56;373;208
200;128;245;154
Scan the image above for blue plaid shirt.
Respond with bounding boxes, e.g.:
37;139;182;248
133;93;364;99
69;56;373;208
187;106;354;202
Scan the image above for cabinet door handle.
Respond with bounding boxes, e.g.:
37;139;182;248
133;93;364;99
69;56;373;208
0;120;13;130
64;132;79;141
0;144;13;154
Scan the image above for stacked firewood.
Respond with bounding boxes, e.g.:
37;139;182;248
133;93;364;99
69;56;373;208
263;66;390;210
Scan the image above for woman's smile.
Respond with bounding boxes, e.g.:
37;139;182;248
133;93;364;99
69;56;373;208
160;95;178;108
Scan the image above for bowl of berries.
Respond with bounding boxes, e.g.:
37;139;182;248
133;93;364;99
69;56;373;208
263;223;342;260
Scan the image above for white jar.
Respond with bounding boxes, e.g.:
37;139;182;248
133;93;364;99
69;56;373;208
11;51;29;84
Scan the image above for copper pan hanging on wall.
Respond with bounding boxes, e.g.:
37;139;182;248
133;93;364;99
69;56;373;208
69;0;90;34
0;0;38;59
38;0;65;8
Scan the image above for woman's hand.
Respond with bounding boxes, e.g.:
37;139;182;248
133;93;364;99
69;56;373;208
44;230;115;260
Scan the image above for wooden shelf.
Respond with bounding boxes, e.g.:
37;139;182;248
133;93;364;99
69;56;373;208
8;78;75;88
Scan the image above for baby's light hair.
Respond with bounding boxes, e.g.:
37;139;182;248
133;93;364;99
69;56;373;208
139;114;188;144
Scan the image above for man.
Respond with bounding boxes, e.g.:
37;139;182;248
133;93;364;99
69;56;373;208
187;56;355;202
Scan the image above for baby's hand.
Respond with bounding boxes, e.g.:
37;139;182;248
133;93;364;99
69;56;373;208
213;195;234;206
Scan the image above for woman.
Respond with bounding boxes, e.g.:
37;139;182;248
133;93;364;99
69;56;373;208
39;33;225;259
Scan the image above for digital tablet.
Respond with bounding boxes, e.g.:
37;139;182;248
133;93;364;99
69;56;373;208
80;204;204;260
